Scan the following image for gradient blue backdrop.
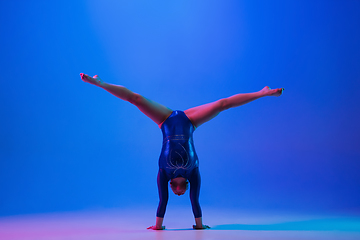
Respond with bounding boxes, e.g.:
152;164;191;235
1;0;359;217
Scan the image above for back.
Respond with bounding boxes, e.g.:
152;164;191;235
159;111;199;179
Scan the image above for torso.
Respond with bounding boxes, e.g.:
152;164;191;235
158;111;199;179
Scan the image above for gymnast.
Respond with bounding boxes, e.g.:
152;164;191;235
80;73;283;230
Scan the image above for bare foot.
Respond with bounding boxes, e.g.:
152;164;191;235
80;73;103;86
260;86;284;97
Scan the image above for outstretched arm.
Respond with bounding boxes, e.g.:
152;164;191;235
80;73;172;127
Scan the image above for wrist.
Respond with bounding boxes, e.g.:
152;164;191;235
155;217;164;229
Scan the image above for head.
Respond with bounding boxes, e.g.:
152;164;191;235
170;178;189;196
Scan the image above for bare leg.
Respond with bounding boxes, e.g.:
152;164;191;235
184;86;283;128
80;73;172;127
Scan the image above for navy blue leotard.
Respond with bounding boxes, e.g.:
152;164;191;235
156;110;202;218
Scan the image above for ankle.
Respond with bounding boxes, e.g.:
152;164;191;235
256;90;267;98
97;81;107;88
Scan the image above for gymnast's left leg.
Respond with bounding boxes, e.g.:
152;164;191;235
184;86;283;128
183;86;282;229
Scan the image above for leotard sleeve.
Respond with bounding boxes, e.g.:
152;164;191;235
189;167;202;218
156;169;169;218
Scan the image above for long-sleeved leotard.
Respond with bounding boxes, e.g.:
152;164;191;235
156;110;202;218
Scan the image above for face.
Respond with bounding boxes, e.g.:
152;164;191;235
170;179;188;196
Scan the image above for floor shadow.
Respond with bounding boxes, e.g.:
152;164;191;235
165;228;194;231
211;218;360;232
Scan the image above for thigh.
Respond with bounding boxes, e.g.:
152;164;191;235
135;96;173;127
184;99;225;128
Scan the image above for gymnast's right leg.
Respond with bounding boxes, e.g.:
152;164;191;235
184;86;284;128
80;73;172;127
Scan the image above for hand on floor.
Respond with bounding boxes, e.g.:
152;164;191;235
193;224;210;230
147;225;165;230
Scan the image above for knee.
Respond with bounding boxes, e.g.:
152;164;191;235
218;98;230;111
129;93;143;105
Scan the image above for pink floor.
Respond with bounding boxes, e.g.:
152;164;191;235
1;207;359;240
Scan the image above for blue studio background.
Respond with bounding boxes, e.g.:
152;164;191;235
1;0;359;217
